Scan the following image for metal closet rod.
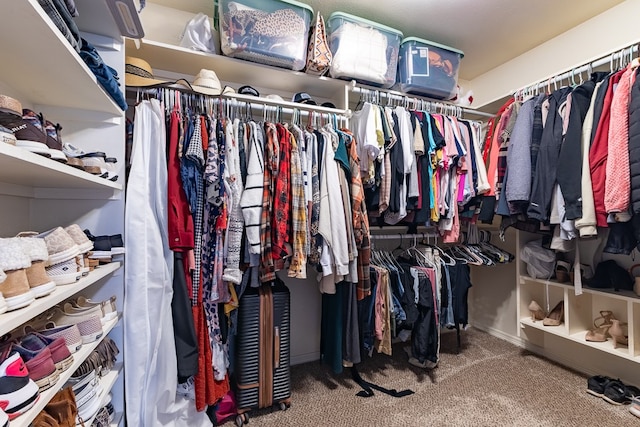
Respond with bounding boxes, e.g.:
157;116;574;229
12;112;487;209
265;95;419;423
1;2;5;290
350;84;496;119
516;43;640;95
370;233;438;241
126;86;352;118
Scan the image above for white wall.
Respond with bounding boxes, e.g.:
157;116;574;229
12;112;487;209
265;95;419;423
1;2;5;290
469;0;640;109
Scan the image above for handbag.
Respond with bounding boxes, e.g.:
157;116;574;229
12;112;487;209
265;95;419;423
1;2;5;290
305;12;332;76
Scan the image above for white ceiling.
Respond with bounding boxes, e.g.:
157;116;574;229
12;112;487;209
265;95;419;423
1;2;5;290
147;0;623;80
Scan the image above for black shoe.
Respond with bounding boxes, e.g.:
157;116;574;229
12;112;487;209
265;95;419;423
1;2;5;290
603;379;639;405
587;375;612;398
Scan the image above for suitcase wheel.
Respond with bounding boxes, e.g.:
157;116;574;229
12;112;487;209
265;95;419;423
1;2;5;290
279;402;291;411
235;413;249;426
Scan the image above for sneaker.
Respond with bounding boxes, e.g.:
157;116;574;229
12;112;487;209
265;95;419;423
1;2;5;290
0;407;8;427
177;376;195;400
587;375;612;398
0;238;36;311
12;109;52;158
6;343;59;392
43;120;68;163
73;295;117;324
46;258;81;286
65;224;94;254
0;292;6;316
104;157;119;182
631;396;640;418
20;332;74;373
14;237;56;298
49;306;103;344
0;350;39;420
603;379;640;405
69;370;102;425
34;324;83;354
109;235;125;255
37;227;81;266
0;270;7;315
0;126;16;146
92;406;110;427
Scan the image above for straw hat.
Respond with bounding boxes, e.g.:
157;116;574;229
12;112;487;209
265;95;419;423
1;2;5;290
191;69;224;95
125;56;170;87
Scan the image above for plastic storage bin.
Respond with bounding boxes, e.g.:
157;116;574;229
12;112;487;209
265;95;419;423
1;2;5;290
397;37;464;100
327;12;402;88
218;0;313;71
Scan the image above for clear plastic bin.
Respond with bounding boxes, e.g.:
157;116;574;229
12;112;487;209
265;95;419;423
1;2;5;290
397;37;464;100
218;0;313;71
327;12;402;88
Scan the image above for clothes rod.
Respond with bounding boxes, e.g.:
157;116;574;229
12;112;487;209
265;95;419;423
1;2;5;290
370;233;438;241
126;86;352;117
350;84;496;119
516;43;640;95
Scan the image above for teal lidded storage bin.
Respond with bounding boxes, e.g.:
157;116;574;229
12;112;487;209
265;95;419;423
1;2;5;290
327;11;402;88
218;0;313;71
397;37;464;100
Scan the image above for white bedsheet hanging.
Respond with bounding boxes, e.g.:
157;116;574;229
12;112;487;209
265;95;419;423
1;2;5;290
124;98;211;426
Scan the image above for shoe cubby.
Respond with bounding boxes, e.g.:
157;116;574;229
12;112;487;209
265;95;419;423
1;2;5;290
633;302;640;359
518;277;567;338
566;291;632;358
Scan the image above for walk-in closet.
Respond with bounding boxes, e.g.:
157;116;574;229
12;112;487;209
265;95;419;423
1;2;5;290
1;0;640;426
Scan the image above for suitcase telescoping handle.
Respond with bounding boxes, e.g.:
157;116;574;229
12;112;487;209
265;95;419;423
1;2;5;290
274;326;280;369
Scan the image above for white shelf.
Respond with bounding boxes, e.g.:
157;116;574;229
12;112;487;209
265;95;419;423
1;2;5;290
520;275;640;302
0;0;121;115
85;363;123;427
520;316;636;361
124;38;350;99
519;316;568;338
0;143;122;197
0;262;121;338
11;315;121;427
567;331;634;361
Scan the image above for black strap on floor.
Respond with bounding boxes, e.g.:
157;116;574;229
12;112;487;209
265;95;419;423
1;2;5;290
350;366;415;398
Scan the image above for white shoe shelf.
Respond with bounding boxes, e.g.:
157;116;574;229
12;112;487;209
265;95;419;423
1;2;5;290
11;315;121;427
516;232;640;370
0;1;121;115
0;0;127;423
0;143;122;198
0;262;120;339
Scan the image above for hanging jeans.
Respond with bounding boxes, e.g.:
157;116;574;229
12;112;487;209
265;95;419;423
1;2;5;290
125;99;210;426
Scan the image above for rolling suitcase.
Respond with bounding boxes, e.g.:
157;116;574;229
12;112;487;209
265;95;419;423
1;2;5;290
234;279;291;425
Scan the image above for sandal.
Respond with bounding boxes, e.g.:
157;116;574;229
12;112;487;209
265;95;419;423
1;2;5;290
585;310;616;342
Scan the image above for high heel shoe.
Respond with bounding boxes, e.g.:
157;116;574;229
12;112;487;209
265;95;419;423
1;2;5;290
609;319;629;349
585;310;616;342
543;301;564;326
528;300;545;322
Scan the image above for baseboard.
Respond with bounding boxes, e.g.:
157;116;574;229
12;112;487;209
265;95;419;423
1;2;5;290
291;351;320;366
471;324;525;348
474;324;613;382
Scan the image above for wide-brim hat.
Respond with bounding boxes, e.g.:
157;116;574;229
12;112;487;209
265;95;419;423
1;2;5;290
125;56;171;87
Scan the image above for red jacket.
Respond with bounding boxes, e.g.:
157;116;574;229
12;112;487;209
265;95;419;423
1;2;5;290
590;70;624;227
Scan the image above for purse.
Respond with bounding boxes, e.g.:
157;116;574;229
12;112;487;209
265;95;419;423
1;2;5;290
305;12;332;76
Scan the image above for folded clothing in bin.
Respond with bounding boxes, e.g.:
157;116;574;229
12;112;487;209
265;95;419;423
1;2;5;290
328;12;402;88
219;0;313;71
398;37;464;100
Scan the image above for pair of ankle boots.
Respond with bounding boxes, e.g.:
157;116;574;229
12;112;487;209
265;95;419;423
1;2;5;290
32;387;77;427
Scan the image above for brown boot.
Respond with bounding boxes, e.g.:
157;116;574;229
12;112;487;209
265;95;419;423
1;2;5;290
43;387;78;427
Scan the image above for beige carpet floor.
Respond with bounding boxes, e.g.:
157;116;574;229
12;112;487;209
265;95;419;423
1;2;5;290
241;328;637;427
